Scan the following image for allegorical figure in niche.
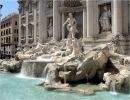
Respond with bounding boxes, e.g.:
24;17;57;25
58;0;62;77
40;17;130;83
63;13;78;38
48;18;53;37
99;6;111;32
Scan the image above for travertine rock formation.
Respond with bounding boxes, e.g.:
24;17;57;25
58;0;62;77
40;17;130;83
1;38;130;94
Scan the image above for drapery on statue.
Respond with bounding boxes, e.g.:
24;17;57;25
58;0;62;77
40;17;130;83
99;6;111;32
47;18;53;37
63;13;78;38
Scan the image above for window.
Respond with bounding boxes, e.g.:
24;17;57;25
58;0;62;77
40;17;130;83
14;29;17;33
6;29;8;35
8;22;10;26
4;24;5;28
15;45;17;48
1;38;3;43
4;30;5;35
9;28;11;34
15;21;17;25
1;25;3;29
28;3;32;13
22;7;25;16
1;31;3;36
8;37;10;43
6;23;8;27
17;29;19;34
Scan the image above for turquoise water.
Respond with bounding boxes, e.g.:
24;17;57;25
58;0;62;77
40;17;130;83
0;73;130;100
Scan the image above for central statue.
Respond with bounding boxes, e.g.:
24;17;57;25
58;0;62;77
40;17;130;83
63;13;78;38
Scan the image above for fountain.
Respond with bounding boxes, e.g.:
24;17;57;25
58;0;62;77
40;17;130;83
1;33;130;95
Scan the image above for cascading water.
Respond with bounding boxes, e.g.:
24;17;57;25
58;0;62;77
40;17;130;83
18;54;55;78
64;65;67;84
110;81;118;95
18;60;47;78
45;73;49;83
41;65;49;83
17;51;61;79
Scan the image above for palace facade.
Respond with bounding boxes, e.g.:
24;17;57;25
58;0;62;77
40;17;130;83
0;13;19;59
18;0;130;54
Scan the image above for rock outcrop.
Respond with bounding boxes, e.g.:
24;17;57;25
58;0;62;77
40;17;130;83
2;37;130;94
1;60;22;72
38;39;130;93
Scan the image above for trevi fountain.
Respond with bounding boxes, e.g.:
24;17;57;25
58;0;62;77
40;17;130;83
1;0;130;100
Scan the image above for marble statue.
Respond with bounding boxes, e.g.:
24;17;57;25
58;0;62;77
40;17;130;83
47;18;53;37
63;13;78;38
99;6;111;32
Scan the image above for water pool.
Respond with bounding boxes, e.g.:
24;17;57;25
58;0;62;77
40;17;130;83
0;73;130;100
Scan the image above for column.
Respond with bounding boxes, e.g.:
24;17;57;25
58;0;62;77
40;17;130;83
33;2;37;44
86;0;94;38
39;0;47;44
61;1;65;39
128;1;130;55
122;1;128;34
53;0;61;40
113;0;122;35
62;13;65;39
83;8;87;38
25;7;29;45
18;14;22;46
129;1;130;32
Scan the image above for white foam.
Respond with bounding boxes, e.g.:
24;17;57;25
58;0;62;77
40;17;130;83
110;91;118;95
15;73;44;81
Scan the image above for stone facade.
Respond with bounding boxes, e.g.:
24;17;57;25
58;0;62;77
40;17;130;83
0;13;19;59
18;0;130;55
18;0;39;48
